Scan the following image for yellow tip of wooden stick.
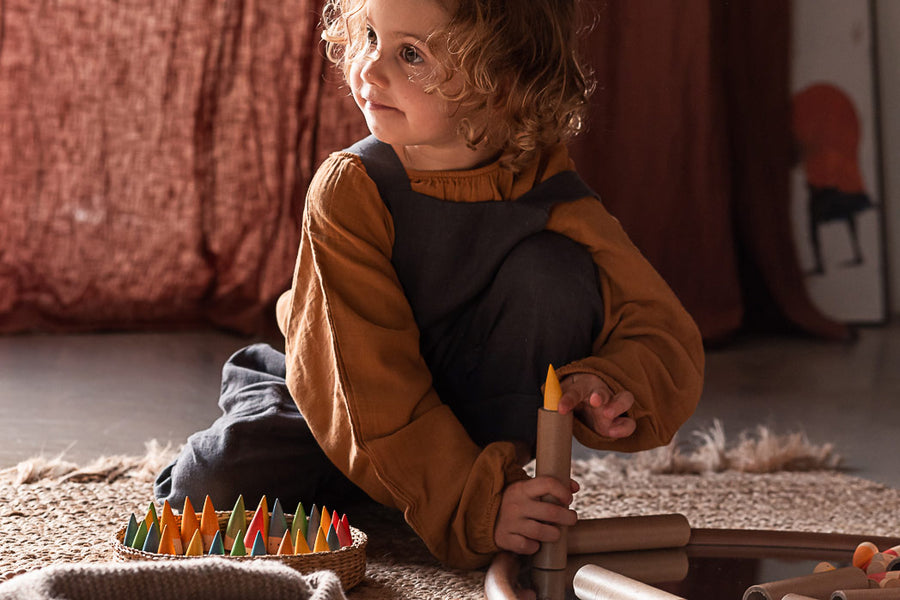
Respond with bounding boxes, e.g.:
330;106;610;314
543;364;562;411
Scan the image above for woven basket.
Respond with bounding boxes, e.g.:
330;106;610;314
111;510;367;590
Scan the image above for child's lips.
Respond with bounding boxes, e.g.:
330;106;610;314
364;97;397;112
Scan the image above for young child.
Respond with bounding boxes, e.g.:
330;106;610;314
155;0;704;570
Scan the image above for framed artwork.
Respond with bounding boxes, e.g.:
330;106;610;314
790;0;887;323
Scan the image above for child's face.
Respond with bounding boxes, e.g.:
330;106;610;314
348;0;470;168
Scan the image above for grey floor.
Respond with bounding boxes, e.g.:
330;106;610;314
1;322;898;487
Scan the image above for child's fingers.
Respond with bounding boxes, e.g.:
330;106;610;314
524;495;577;527
524;476;574;507
516;514;568;543
601;391;635;419
556;389;581;415
606;415;637;439
496;532;540;555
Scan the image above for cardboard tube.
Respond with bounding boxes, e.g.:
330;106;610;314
573;564;686;600
568;515;692;555
532;568;568;600
742;567;870;600
782;596;821;600
833;590;900;600
532;407;574;571
565;549;690;586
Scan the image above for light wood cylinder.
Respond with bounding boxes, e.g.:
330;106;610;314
565;549;690;586
567;514;691;555
573;564;686;600
832;590;900;600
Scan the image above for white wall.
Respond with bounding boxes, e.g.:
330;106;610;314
791;0;887;322
874;0;900;315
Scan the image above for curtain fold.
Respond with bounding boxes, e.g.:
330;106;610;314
569;0;850;342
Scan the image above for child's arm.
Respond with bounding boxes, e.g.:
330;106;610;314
546;197;705;451
281;154;524;569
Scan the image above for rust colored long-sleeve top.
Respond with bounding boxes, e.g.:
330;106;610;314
277;142;704;569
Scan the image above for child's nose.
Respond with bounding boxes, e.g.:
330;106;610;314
360;53;389;87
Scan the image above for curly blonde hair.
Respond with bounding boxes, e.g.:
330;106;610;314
322;0;593;171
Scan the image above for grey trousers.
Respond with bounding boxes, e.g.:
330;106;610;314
154;232;604;513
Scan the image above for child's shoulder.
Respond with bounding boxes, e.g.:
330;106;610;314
304;150;389;228
311;150;371;188
307;150;380;203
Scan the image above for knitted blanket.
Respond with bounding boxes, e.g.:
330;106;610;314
0;558;345;600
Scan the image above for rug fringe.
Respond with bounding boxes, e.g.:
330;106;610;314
0;440;179;486
2;421;841;485
591;420;842;476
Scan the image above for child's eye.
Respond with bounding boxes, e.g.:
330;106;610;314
400;45;423;65
366;25;377;47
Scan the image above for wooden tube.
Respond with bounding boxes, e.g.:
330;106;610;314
567;515;691;555
532;568;568;600
532;407;574;571
742;567;870;600
573;564;687;600
565;549;690;586
833;590;900;600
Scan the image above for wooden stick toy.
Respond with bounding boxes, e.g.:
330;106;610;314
159;500;183;554
276;531;294;555
209;530;225;555
141;522;160;554
229;531;247;557
130;520;148;550
291;502;308;544
250;530;267;556
199;496;218;552
306;504;321;552
313;527;329;553
267;498;288;554
123;514;139;548
179;497;199;550
244;496;269;551
157;524;177;555
532;365;574;599
294;528;312;554
184;530;204;556
224;495;246;551
143;502;159;533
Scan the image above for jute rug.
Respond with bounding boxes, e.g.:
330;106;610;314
2;424;898;599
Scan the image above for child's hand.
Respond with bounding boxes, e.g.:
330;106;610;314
557;373;637;439
494;476;578;555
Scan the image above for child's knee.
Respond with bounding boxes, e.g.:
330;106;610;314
494;231;603;332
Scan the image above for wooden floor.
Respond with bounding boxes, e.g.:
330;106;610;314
2;321;898;487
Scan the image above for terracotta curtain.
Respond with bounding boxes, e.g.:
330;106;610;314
569;0;849;342
0;0;849;341
0;0;364;334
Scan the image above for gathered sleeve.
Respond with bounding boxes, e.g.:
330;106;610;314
547;197;705;452
279;153;525;569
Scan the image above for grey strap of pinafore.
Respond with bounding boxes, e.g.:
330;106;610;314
345;135;597;353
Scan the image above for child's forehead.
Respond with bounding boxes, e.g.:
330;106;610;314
362;0;453;36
